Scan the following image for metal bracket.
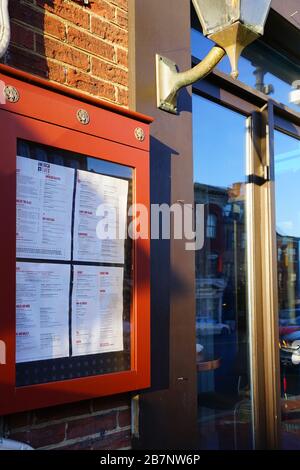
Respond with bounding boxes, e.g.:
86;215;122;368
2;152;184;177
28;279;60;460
156;54;179;114
156;47;225;115
247;174;268;186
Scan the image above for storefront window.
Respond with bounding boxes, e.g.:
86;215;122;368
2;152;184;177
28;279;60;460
191;28;300;114
274;130;300;449
193;94;253;449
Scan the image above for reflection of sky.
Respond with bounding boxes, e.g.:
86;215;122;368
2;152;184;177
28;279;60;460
193;94;246;187
191;29;300;114
275;131;300;238
87;158;132;179
192;97;300;240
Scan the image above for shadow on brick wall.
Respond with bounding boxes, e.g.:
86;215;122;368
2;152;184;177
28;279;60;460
1;1;129;104
2;0;92;86
2;0;53;81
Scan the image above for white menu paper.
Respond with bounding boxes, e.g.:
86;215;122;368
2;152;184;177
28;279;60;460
16;157;75;261
73;171;128;264
16;262;70;363
72;265;124;356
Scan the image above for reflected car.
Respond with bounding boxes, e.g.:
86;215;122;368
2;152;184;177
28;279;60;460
280;326;300;339
279;308;300;326
279;324;300;397
196;319;231;336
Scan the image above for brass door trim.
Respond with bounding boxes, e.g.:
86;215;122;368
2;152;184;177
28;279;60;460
246;104;282;449
260;176;281;449
246;114;266;449
246;178;266;449
252;104;281;449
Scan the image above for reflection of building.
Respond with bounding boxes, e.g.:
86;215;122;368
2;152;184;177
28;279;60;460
196;278;227;323
194;182;246;333
277;233;300;312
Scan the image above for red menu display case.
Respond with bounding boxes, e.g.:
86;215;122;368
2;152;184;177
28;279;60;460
0;65;152;415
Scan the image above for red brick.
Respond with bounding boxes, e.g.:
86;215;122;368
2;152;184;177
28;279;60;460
10;22;34;50
36;0;90;29
47;61;66;83
7;46;49;75
116;87;128;107
5;411;33;430
90;0;116;20
44;14;66;41
67;69;115;100
59;430;131;450
6;46;66;83
116;48;128;67
67;27;114;61
9;1;44;29
35;400;91;425
91;17;128;48
66;412;117;440
92;394;130;412
36;35;89;71
8;422;66;448
115;9;128;29
118;409;131;428
109;0;128;12
92;58;128;86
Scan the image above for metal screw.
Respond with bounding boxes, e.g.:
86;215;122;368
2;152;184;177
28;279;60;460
76;108;90;125
134;127;145;142
4;85;20;103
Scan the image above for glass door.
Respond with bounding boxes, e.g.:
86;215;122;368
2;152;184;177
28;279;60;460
274;129;300;449
193;94;254;449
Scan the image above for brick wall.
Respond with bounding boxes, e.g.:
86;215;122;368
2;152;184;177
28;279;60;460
1;0;132;451
3;0;129;106
4;395;131;449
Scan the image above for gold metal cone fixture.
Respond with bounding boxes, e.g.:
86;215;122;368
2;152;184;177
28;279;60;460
209;22;259;79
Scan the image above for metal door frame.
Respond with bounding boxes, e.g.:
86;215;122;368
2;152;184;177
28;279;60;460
192;76;300;449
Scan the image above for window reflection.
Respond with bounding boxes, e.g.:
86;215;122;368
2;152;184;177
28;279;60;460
191;28;300;114
193;95;253;449
275;131;300;449
206;214;218;239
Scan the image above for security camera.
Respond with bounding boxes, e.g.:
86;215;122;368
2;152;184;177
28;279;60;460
289;80;300;106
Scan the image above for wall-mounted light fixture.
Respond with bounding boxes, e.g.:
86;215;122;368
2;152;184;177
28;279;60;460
290;80;300;106
156;0;272;114
0;0;10;59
